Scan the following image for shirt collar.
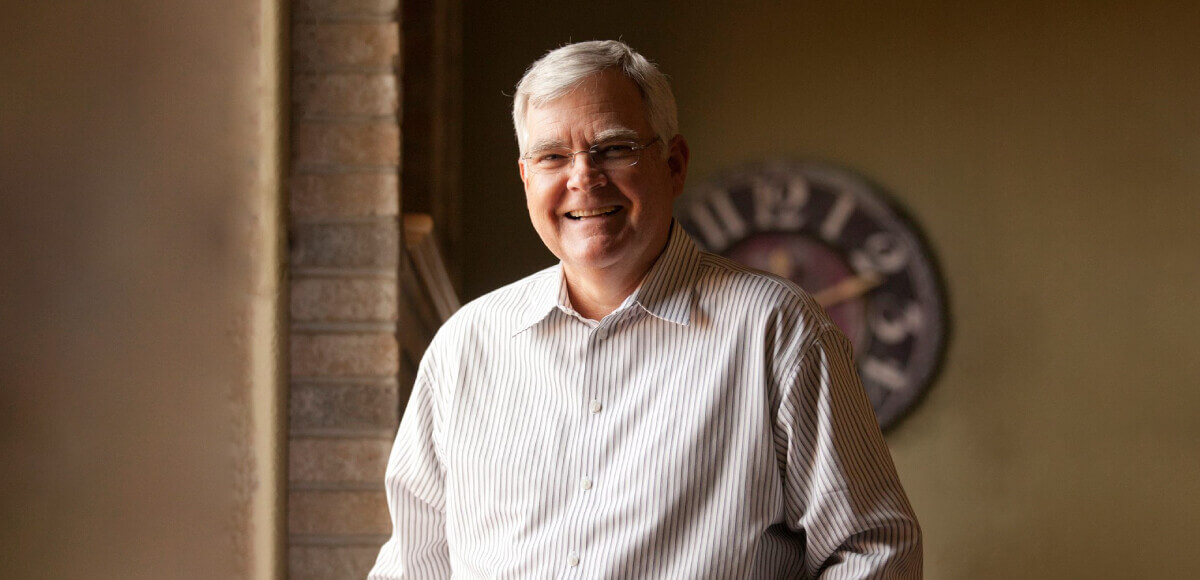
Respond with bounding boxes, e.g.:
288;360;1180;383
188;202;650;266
510;264;563;336
510;220;702;335
629;220;701;327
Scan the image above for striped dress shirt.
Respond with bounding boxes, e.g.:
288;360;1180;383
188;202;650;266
369;222;921;579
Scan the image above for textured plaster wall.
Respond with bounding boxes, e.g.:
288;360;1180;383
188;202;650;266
461;1;1200;577
0;1;286;578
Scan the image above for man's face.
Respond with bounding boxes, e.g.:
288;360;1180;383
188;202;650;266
519;69;688;284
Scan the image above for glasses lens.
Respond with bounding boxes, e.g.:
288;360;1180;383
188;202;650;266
593;142;640;167
529;150;571;173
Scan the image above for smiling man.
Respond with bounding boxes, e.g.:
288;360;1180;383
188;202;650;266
369;40;921;579
519;66;684;322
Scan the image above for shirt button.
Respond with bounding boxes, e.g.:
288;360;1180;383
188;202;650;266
568;551;580;567
581;476;593;490
589;400;602;414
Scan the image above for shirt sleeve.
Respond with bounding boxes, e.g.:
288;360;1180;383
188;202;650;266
368;366;452;579
776;325;923;579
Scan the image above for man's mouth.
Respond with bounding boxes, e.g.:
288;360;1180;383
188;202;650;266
565;206;621;220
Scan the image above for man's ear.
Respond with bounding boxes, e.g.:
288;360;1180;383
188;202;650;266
518;158;528;185
666;135;690;199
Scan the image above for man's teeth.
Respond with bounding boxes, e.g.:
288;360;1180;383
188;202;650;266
567;206;619;219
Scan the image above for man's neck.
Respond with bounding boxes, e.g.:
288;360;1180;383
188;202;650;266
563;266;646;321
561;224;675;321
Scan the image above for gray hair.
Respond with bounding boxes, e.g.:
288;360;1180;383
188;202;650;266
512;40;678;157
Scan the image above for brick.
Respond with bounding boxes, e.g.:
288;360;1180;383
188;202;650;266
290;173;398;220
293;73;397;118
289;490;390;535
290;333;398;377
289;545;383;580
292;23;398;71
293;0;399;19
289;220;398;269
294;121;399;167
290;437;392;484
291;277;397;322
290;382;399;431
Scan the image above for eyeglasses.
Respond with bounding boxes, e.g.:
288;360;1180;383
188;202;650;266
521;137;661;175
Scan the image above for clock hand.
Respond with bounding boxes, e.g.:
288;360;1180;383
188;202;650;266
812;272;883;309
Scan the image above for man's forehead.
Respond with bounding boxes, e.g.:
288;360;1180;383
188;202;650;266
523;70;650;146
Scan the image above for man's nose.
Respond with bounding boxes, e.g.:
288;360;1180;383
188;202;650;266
566;152;607;191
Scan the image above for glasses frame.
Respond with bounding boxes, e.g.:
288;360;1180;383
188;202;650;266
521;136;662;175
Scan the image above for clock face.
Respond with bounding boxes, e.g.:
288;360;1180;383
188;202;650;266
677;161;948;430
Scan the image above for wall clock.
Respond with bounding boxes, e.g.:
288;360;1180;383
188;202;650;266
677;161;949;430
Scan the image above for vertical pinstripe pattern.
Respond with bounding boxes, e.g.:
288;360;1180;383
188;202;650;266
369;222;921;579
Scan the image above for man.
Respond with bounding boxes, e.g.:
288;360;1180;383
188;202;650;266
370;40;920;578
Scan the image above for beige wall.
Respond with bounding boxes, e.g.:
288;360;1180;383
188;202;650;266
462;1;1200;577
1;1;286;578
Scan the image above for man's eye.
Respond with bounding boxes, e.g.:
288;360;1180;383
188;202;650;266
535;153;568;164
596;143;636;158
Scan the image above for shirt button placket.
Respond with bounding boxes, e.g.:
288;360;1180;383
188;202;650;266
574;322;610;574
567;324;603;574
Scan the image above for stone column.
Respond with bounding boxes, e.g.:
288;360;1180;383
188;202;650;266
288;0;402;577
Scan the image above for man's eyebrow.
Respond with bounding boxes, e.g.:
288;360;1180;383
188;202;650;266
593;128;641;143
526;138;567;153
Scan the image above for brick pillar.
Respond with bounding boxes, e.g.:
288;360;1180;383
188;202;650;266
288;0;401;577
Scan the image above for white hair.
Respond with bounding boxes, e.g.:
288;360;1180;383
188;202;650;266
512;40;678;157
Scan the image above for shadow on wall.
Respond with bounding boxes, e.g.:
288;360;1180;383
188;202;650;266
1;1;282;578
